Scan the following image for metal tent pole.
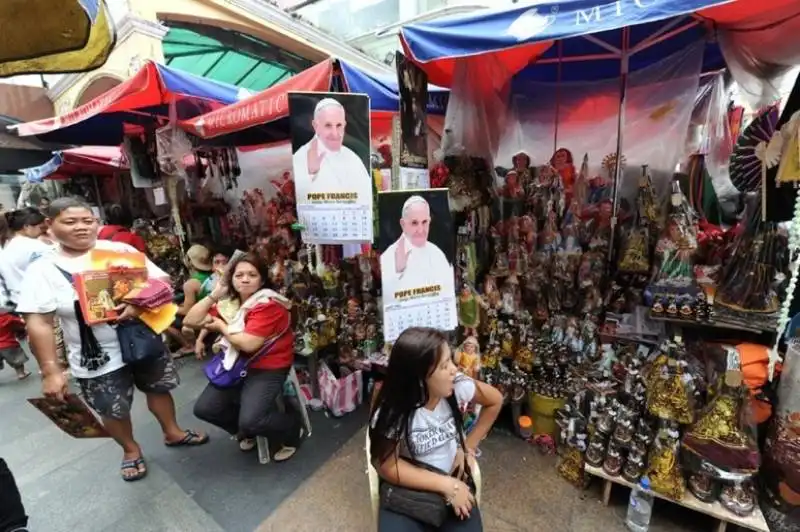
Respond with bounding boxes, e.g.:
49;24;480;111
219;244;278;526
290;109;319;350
608;26;630;261
553;40;563;154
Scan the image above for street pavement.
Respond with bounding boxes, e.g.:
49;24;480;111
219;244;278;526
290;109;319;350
0;358;365;532
2;359;708;532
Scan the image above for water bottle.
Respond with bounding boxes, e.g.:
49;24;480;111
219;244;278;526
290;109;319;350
625;477;654;532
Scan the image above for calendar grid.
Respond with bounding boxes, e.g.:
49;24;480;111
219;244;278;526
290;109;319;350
298;203;373;244
383;296;457;342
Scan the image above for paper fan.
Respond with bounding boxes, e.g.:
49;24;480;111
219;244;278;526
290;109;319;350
729;105;780;193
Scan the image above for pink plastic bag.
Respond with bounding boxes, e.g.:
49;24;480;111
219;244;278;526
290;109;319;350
318;362;362;417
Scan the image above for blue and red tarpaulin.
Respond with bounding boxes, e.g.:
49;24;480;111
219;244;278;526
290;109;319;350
10;60;246;146
338;60;449;116
24;145;125;183
181;58;450;146
398;0;797;88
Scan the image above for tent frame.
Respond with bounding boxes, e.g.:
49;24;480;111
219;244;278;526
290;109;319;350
535;16;705;258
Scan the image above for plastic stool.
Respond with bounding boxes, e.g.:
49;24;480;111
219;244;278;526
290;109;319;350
257;366;313;464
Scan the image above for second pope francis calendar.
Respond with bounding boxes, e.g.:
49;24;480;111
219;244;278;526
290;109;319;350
289;91;374;244
378;189;457;342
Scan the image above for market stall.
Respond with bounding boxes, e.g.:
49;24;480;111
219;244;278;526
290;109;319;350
391;1;800;530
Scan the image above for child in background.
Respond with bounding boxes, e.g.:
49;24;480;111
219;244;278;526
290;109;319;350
0;313;30;380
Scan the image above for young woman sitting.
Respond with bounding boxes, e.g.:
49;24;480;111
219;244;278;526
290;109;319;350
185;252;305;460
370;327;503;531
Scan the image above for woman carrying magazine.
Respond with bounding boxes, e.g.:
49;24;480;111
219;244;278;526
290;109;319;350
185;252;305;460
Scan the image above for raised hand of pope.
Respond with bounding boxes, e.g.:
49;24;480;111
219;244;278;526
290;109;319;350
394;237;408;275
306;138;326;178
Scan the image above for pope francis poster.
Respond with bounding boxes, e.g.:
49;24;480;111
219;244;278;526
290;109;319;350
379;189;457;341
289;92;374;244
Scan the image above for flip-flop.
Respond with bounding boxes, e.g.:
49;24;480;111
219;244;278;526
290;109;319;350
121;457;147;482
16;371;31;380
165;429;209;447
273;427;306;462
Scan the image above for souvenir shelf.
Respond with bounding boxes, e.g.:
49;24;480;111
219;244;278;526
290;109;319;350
584;464;769;532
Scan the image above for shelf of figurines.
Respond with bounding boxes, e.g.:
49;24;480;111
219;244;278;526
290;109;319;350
553;338;770;532
583;464;768;532
647;291;778;336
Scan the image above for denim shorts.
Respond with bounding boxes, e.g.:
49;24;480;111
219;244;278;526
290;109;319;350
77;352;179;420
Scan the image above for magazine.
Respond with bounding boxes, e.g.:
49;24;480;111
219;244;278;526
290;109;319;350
28;394;109;439
74;267;148;324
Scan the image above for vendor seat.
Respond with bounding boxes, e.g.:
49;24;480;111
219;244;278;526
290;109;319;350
256;366;313;464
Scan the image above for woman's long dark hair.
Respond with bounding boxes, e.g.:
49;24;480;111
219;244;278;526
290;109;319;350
224;252;273;302
370;327;465;466
6;207;45;233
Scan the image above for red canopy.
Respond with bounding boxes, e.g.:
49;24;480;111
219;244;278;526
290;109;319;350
47;146;126;180
10;61;243;145
696;0;799;24
181;59;335;140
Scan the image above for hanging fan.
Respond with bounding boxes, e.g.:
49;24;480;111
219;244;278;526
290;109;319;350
729;105;780;193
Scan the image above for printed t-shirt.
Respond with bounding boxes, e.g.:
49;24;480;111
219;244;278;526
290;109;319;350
15;239;169;379
373;374;476;472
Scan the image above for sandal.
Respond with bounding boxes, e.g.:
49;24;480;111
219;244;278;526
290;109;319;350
16;371;31;381
121;457;147;482
171;347;194;360
165;429;209;447
239;438;256;452
273;427;306;463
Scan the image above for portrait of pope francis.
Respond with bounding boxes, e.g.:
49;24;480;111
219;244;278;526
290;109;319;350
380;194;455;306
291;97;373;205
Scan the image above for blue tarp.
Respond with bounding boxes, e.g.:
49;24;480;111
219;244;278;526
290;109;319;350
24;153;63;183
400;0;732;85
338;60;449;115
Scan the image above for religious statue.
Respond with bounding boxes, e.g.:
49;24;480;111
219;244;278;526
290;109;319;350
502;170;524;199
455;336;481;379
458;285;483;337
550;148;577;194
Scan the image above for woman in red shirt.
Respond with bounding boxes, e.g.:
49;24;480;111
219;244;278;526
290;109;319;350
185;252;304;461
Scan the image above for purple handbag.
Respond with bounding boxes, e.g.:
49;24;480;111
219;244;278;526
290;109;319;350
204;326;289;388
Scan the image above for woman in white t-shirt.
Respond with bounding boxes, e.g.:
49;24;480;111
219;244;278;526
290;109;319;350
370;327;502;531
0;207;50;304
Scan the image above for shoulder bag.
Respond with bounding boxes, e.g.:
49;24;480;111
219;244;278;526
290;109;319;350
55;265;164;365
377;395;476;527
204;325;290;388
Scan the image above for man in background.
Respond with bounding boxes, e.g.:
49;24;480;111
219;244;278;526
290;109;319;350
98;203;147;253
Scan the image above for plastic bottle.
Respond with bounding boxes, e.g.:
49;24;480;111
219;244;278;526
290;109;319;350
625;477;654;532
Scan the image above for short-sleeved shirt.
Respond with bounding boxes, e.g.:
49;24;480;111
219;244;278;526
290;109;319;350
0;236;53;304
211;300;294;371
16;239;169;379
373;374;476;472
0;314;23;349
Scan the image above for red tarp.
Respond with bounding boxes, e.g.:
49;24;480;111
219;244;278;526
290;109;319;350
47;146;126;180
181;59;335;140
